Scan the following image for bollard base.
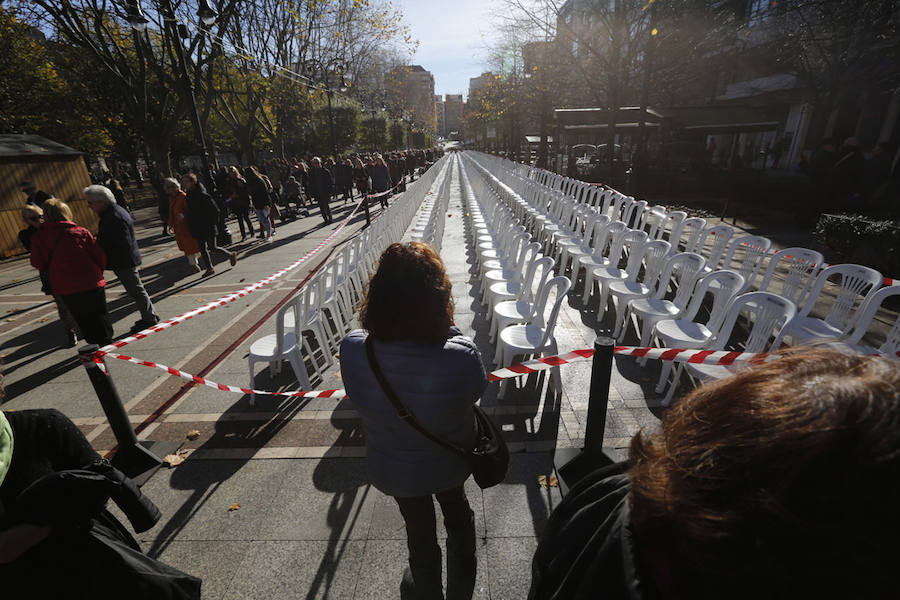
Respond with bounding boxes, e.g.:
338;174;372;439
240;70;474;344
112;440;183;486
553;447;614;496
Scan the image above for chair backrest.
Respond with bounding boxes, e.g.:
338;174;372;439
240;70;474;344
719;234;772;284
633;239;672;284
273;293;303;355
652;252;707;305
530;275;574;348
514;241;542;276
800;264;883;331
597;220;629;261
520;255;555;303
680;217;707;253
755;247;824;306
644;207;669;240
623;199;646;229
681;269;747;328
844;284;900;352
711;291;797;353
583;214;612;249
663;211;687;245
620;231;650;274
698;224;734;269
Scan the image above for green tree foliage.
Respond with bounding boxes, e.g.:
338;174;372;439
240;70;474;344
0;7;112;154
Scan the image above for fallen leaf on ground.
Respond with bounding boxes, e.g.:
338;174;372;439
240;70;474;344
239;278;245;282
37;318;49;323
537;475;559;488
186;429;201;440
228;503;241;512
162;449;189;468
196;298;205;303
5;318;15;322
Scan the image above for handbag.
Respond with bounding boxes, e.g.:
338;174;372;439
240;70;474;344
364;336;509;489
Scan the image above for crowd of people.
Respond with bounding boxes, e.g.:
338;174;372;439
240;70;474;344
16;148;442;348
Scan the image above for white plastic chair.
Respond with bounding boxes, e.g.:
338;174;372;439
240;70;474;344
831;284;900;356
621;252;706;344
248;297;311;406
681;291;798;392
578;221;628;302
781;264;883;345
608;240;672;337
717;235;772;289
697;224;734;272
588;230;649;318
562;214;612;278
496;276;573;398
490;256;556;341
652;270;746;398
482;241;540;306
754;247;824;307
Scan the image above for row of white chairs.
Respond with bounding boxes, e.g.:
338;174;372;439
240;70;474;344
246;155;453;404
465;151;898;403
409;156;455;250
459;154;572;399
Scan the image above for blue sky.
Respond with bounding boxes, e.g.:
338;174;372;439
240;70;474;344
393;0;494;99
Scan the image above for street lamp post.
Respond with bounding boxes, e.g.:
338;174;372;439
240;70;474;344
125;0;217;191
305;60;347;159
369;108;378;153
325;86;338;159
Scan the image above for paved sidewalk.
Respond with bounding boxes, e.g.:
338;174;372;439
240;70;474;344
0;156;663;599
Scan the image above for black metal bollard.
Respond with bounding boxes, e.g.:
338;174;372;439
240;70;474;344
78;345;176;481
553;336;616;494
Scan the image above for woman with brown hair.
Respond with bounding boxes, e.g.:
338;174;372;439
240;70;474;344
340;242;488;600
29;199;112;345
164;177;201;272
529;347;900;600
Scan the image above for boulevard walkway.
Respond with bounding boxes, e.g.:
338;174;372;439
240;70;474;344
0;156;661;599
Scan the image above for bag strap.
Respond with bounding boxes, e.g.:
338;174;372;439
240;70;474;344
364;336;467;456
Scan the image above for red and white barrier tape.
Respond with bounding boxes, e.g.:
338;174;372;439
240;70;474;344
94;195;367;357
99;345;799;399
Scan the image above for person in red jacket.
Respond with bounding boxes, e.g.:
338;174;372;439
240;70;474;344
29;199;112;346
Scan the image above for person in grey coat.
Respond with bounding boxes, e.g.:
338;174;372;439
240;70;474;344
340;242;487;600
85;185;160;332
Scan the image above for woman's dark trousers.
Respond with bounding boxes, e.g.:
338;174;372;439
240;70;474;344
394;485;477;600
234;207;254;238
61;288;113;345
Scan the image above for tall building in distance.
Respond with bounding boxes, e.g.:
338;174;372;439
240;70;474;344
468;72;494;101
435;94;446;138
444;94;464;139
387;65;436;136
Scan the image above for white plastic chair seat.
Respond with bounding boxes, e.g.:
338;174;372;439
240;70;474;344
782;315;843;344
654;319;714;348
608;280;652;298
491;298;534;341
248;331;309;407
498;323;547;350
628;297;681;346
685;362;738;382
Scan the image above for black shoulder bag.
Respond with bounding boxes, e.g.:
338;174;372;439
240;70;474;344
365;336;509;489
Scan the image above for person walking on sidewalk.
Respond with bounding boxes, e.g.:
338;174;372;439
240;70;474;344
371;154;392;208
244;166;274;240
18;204;79;347
226;167;254;241
340;242;486;600
181;173;237;276
308;157;334;224
29;199;113;346
164;178;202;272
85;185;161;332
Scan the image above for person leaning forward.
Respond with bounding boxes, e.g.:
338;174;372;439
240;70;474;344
85;185;161;332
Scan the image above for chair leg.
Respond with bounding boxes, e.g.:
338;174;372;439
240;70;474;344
248;358;257;407
287;349;311;391
660;363;683;406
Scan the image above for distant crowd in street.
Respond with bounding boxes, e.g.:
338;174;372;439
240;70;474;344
15;147;442;350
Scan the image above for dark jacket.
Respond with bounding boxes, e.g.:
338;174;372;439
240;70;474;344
18;226;37;251
371;163;392;193
308;167;333;202
30;221;106;296
529;464;652;600
96;203;141;270
339;328;486;497
185;183;220;240
247;176;271;210
336;162;354;190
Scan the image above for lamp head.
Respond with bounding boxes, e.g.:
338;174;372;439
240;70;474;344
125;0;149;31
197;0;218;26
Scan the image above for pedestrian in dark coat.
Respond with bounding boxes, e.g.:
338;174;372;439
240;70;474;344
86;185;160;332
30;199;112;345
182;174;237;276
308;157;334;224
337;158;355;202
353;157;370;197
371;155;392;208
244;166;273;239
226;167;254;240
